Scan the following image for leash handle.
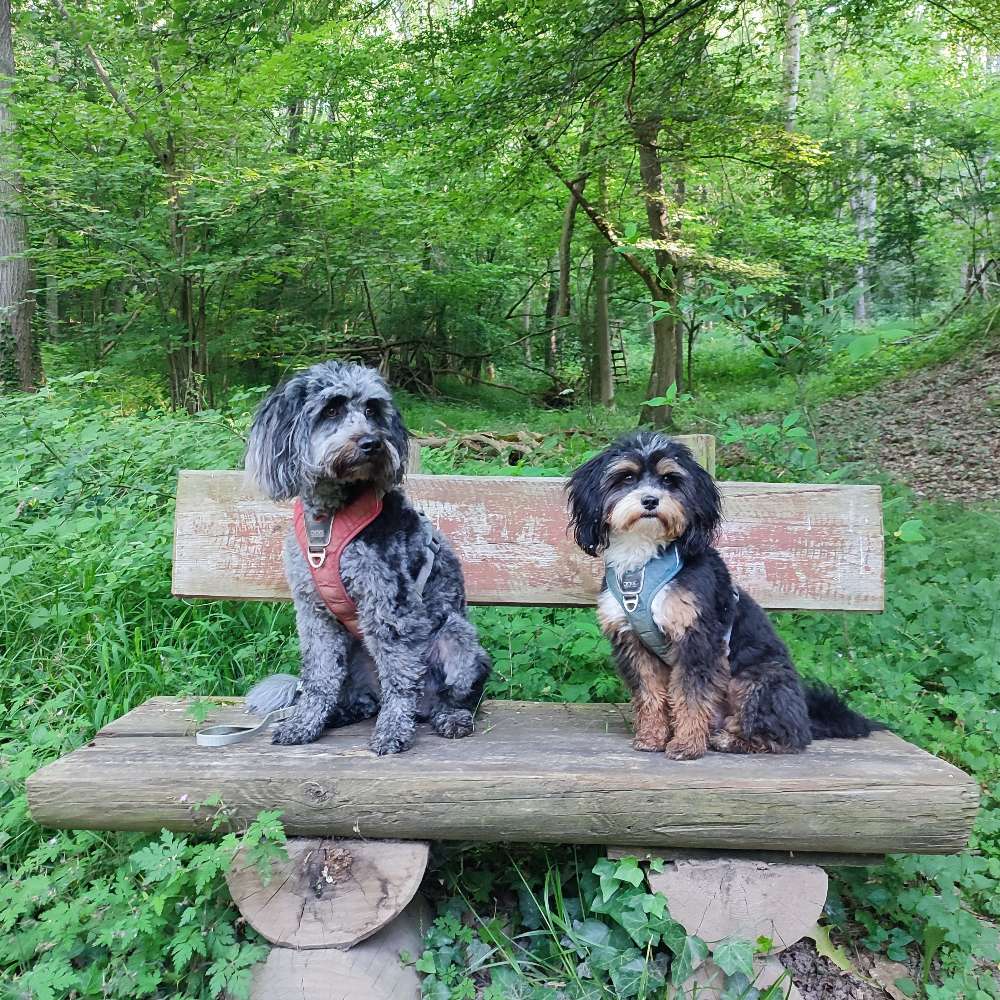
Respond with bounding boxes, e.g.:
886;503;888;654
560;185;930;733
196;707;293;747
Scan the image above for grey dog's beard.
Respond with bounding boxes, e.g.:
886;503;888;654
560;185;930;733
301;450;400;514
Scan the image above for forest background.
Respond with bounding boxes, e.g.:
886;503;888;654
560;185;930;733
2;0;1000;998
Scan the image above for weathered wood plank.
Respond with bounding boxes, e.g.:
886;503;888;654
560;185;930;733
172;473;884;611
607;845;886;868
27;700;977;854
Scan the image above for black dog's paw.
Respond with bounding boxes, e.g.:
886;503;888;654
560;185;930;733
432;709;474;740
369;729;414;756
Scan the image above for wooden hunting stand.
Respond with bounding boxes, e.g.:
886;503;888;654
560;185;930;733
610;318;629;383
27;435;979;999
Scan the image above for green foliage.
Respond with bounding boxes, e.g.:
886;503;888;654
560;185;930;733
3;324;999;997
418;854;785;999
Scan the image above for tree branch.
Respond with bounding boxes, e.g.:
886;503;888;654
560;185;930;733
526;134;662;296
52;0;164;160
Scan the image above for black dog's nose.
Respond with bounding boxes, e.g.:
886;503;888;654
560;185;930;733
641;494;659;511
357;435;382;455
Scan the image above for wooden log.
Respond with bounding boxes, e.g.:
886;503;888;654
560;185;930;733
226;837;429;949
172;472;884;611
27;700;978;855
248;896;430;1000
606;845;885;868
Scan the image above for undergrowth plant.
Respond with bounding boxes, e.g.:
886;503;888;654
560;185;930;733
2;334;998;999
417;853;789;1000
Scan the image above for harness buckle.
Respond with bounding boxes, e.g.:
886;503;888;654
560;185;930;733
307;548;327;569
622;593;640;613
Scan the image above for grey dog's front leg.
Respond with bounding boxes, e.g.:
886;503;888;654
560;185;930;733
363;614;432;755
272;536;352;745
272;595;351;744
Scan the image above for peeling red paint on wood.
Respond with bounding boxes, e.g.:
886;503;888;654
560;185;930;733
172;472;884;611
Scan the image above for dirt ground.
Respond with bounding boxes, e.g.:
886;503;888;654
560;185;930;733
780;938;905;1000
817;338;1000;504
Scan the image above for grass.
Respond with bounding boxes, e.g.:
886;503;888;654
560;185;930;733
2;313;998;999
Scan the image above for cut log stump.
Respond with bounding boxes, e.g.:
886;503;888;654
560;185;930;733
227;837;429;949
645;857;822;1000
248;896;431;1000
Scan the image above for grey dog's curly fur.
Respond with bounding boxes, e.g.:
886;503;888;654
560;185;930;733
245;360;491;754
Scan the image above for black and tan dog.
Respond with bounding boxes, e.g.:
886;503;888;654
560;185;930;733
567;432;878;760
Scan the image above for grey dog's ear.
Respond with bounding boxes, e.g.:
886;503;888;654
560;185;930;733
386;401;410;483
245;376;307;500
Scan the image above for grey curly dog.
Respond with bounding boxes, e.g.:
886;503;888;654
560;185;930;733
244;360;491;754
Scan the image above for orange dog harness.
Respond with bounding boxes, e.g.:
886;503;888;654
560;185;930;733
293;490;383;638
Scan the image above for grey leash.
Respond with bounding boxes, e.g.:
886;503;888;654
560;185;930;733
196;706;296;747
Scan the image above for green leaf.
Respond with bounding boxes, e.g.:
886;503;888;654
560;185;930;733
847;333;880;360
415;950;438;974
712;936;755;978
894;519;926;543
671;934;709;985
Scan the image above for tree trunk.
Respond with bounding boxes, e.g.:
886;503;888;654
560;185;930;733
543;254;559;372
0;0;40;392
46;230;59;339
782;0;801;134
850;160;876;324
780;0;803;318
593;170;614;408
635;121;679;428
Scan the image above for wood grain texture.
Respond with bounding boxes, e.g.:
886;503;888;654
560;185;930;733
607;845;885;868
226;837;429;948
27;699;978;855
172;472;884;611
248;897;430;1000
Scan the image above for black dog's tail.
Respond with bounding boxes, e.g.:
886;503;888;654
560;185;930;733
805;684;885;739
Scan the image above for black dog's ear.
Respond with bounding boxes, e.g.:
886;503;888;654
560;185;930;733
675;448;722;559
386;402;410;483
245;376;307;500
566;451;610;557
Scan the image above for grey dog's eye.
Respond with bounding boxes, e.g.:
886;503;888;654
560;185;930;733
364;401;379;419
322;396;346;418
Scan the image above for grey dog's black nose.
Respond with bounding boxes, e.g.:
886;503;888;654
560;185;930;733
641;494;659;511
357;435;382;455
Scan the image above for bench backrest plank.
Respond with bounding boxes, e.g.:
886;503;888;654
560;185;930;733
173;471;883;612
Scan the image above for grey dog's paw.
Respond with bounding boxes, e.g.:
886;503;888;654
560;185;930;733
271;720;320;745
431;708;474;739
368;728;414;756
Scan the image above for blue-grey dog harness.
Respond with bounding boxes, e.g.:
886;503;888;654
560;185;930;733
604;544;684;660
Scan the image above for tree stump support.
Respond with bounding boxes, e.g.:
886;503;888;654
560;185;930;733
226;836;431;1000
609;848;844;1000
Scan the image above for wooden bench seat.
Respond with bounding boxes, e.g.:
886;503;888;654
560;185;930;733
28;463;977;857
28;697;978;855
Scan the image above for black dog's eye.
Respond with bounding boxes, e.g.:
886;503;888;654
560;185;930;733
661;473;680;487
322;395;347;419
622;472;637;484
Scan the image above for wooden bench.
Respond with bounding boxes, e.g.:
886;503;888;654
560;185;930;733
27;436;979;999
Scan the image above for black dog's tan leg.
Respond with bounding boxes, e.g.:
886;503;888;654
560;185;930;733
599;592;672;751
653;586;729;761
621;635;673;751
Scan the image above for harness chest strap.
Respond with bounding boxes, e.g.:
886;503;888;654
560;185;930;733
605;544;739;661
293;490;383;638
293;492;441;640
